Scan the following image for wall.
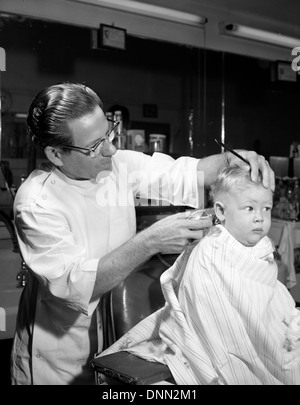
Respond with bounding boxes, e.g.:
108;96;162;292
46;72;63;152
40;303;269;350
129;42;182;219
203;52;300;159
1;1;300;185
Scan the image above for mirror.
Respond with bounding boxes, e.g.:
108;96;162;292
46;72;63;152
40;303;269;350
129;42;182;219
1;12;300;199
0;14;204;193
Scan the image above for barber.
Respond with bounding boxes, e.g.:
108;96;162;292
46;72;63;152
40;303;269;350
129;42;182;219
11;82;274;385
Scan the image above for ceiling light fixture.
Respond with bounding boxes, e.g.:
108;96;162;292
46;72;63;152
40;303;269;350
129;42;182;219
219;22;300;49
71;0;207;26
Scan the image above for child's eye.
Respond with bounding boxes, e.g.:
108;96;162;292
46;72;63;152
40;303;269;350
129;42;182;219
264;207;272;212
245;206;253;211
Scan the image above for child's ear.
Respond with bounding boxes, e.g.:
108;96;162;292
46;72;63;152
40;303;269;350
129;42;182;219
214;201;226;222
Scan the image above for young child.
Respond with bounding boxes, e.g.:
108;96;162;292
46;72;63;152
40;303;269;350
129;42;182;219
98;165;300;385
171;164;300;384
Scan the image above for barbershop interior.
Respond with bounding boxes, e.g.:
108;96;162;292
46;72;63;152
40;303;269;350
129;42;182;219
1;0;300;386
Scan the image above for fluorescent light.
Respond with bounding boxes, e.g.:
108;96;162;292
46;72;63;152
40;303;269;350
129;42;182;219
72;0;207;26
14;113;27;119
219;22;300;49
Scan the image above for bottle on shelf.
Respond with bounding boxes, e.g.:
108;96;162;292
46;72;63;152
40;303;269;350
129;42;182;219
113;110;127;150
286;179;298;221
272;179;296;220
294;179;300;220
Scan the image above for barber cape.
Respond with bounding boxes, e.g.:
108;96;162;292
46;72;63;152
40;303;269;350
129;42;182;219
99;225;300;385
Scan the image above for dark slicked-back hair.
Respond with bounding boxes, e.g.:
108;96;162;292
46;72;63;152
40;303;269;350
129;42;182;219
27;82;103;151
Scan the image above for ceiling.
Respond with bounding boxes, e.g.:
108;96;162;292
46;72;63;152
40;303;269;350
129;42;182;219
134;0;300;60
1;0;300;61
192;0;300;26
145;0;300;32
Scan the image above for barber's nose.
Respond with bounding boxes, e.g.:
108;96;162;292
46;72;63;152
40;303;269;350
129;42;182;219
101;141;117;157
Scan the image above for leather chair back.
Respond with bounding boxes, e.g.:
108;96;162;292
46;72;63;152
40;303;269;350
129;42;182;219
101;254;178;349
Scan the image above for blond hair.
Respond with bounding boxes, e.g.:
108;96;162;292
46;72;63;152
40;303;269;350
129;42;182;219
210;165;263;203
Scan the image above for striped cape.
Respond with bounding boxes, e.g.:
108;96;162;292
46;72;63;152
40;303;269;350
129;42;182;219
99;225;300;385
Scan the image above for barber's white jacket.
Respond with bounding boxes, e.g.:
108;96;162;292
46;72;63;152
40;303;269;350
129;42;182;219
11;150;200;385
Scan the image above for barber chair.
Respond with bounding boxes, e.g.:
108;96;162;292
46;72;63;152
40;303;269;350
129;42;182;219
91;254;178;385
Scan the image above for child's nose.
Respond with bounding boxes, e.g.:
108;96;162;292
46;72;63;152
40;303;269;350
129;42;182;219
254;211;263;222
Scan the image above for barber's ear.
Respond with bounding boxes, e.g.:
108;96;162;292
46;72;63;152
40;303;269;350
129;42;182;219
214;201;226;222
44;146;64;167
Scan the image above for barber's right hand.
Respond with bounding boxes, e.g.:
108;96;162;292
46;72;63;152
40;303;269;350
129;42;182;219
143;211;212;255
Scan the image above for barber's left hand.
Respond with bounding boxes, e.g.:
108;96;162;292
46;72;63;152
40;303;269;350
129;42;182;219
229;150;275;191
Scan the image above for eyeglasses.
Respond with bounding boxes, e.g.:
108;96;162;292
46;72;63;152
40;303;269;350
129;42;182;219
62;119;119;159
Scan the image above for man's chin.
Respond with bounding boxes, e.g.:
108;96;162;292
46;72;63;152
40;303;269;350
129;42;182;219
95;166;113;181
99;158;112;171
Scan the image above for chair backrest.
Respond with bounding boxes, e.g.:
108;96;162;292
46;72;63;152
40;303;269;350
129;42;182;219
101;253;178;350
269;156;289;177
